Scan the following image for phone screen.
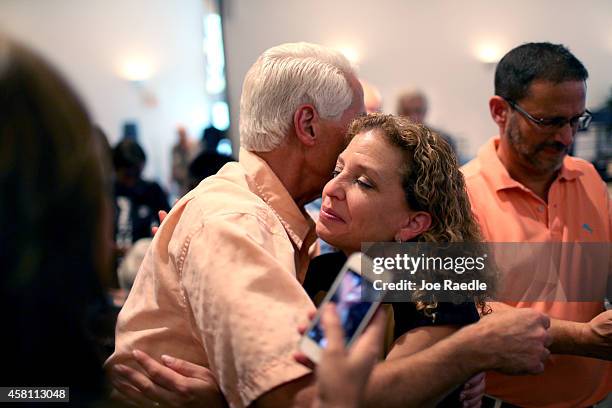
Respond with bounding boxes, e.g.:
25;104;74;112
306;269;373;348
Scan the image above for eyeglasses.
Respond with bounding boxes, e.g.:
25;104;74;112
503;97;592;132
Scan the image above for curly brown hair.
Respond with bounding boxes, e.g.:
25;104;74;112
346;113;493;312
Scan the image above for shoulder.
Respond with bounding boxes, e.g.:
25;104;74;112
461;157;485;184
308;252;347;272
164;170;287;257
564;157;609;204
461;158;494;207
392;302;479;339
303;252;347;300
567;156;605;182
185;167;282;232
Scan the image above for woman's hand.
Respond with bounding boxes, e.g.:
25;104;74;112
110;350;226;408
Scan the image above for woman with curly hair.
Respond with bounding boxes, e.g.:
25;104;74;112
303;113;492;407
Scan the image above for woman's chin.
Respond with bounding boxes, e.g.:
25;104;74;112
316;224;340;246
316;224;356;254
315;223;330;240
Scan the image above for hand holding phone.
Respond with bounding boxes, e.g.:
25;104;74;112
299;253;386;363
308;301;387;408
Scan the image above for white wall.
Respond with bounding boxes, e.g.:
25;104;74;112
2;1;610;166
222;0;612;158
0;0;209;186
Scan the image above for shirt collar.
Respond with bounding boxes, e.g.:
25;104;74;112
239;148;315;250
558;155;583;181
476;137;523;192
476;137;582;192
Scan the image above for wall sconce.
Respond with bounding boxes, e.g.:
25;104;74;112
474;43;504;67
120;58;153;82
118;58;158;107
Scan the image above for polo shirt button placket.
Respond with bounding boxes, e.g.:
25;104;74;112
549;203;557;238
536;204;547;225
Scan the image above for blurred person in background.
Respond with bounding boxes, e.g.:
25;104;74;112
200;125;226;153
117;238;152;292
360;79;383;113
0;34;115;406
186;150;235;191
113;138;170;255
171;125;197;197
117;150;236;293
397;88;458;157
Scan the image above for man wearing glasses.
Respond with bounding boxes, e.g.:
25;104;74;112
463;42;611;407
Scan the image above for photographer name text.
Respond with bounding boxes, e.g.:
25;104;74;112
373;279;487;291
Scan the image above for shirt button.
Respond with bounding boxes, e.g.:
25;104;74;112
537;205;545;212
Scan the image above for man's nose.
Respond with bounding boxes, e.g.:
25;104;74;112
554;123;575;146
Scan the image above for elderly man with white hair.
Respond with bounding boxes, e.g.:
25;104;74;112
106;42;551;408
106;42;365;408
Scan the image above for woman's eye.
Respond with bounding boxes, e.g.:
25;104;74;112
357;178;374;189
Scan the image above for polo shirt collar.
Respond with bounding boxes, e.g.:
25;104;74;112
239;148;315;250
558;155;583;181
476;137;523;192
477;137;583;192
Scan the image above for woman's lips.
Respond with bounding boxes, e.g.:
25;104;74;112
320;206;345;223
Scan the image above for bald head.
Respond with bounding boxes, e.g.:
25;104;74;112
397;89;428;124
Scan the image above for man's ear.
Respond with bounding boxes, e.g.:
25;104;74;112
489;96;510;129
293;104;318;147
395;212;432;242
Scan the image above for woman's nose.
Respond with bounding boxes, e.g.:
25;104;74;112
322;175;346;201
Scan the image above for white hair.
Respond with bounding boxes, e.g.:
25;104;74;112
240;42;356;152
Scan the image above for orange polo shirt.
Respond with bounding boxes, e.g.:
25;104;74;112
106;148;317;408
462;137;611;408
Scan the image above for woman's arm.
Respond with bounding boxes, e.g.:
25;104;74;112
384;325;486;408
386;325;459;360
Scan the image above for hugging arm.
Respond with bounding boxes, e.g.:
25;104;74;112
488;301;612;361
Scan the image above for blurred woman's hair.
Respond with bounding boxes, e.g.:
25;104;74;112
0;35;112;401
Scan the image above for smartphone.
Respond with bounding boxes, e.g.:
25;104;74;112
299;252;385;364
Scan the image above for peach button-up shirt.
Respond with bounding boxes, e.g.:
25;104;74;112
106;148;317;408
462;137;611;408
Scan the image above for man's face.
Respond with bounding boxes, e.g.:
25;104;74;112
504;80;586;175
313;75;366;190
